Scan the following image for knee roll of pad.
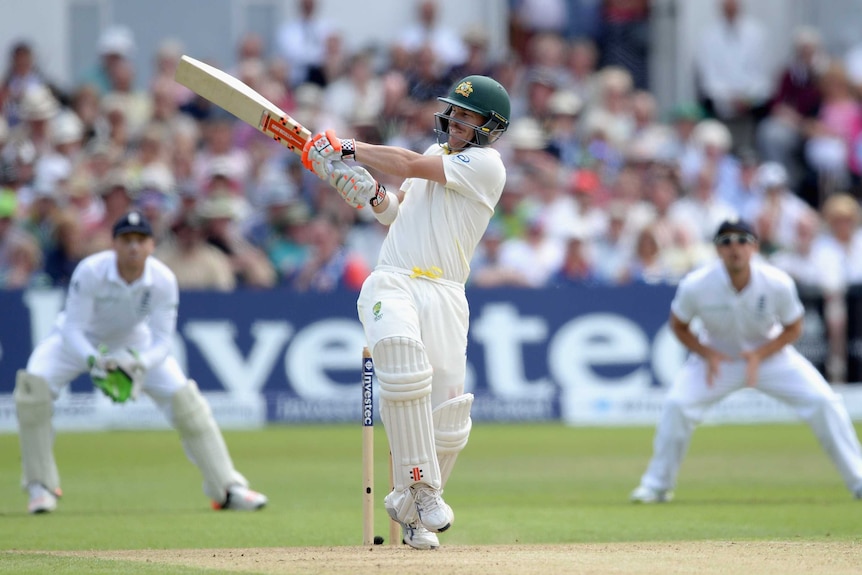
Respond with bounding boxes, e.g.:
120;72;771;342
433;393;473;487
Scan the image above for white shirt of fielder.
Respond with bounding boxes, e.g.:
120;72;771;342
60;250;178;371
379;144;506;283
671;256;803;361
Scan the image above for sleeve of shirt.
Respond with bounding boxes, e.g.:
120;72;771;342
441;148;506;211
138;271;180;371
670;276;697;323
775;273;805;325
60;264;100;365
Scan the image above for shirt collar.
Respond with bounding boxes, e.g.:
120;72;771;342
107;254;153;287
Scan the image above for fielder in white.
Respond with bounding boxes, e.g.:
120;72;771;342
631;219;862;503
301;75;510;548
15;211;268;513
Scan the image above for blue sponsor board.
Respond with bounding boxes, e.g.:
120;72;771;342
0;285;680;424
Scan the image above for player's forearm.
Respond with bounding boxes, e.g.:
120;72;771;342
751;319;803;361
671;323;713;358
354;142;440;182
61;326;99;366
353;142;419;176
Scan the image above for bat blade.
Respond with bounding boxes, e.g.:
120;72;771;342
174;55;311;154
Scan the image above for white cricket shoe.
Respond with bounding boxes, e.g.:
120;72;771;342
630;485;673;503
402;523;440;550
411;484;454;533
27;482;59;514
214;485;268;511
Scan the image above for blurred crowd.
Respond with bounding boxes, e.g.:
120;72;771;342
1;0;861;301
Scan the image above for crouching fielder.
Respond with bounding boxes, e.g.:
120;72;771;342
301;75;510;548
631;219;862;503
15;211;267;514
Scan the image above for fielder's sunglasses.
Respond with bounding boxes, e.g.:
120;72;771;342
715;233;756;246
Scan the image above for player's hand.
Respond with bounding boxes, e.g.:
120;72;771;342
740;350;760;388
301;137;334;180
329;164;386;209
704;349;731;387
301;130;355;171
89;348;145;402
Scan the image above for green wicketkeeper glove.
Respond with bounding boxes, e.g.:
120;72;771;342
88;347;144;403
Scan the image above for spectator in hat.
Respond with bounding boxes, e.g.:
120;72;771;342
746;161;816;254
8;84;59;157
81;25;135;95
545;89;584;167
198;194;276;288
86;168;136;253
155;213;236;291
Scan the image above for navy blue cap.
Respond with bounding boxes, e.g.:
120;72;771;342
714;218;757;241
112;211;153;237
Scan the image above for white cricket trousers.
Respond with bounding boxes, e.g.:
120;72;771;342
357;267;469;407
640;347;862;494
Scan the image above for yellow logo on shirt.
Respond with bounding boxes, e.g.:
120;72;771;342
455;81;473;98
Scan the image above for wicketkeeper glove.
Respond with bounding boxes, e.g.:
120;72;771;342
88;347;145;403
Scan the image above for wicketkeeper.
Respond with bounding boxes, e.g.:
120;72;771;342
15;211;268;514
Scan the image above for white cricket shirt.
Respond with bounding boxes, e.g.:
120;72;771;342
379;144;506;284
671;258;804;357
58;250;179;370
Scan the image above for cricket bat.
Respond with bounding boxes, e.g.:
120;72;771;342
174;54;311;154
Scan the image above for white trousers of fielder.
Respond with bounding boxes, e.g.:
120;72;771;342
639;347;862;495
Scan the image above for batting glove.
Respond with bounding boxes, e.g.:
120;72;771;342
301;130;355;173
330;164;386;209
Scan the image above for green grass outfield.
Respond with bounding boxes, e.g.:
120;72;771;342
1;423;860;573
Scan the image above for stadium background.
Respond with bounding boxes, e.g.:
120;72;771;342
2;0;862;432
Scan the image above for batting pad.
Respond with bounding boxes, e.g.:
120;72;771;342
433;393;474;487
171;380;245;502
375;337;441;493
14;371;60;492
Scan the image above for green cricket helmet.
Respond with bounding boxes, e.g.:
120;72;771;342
435;75;511;148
